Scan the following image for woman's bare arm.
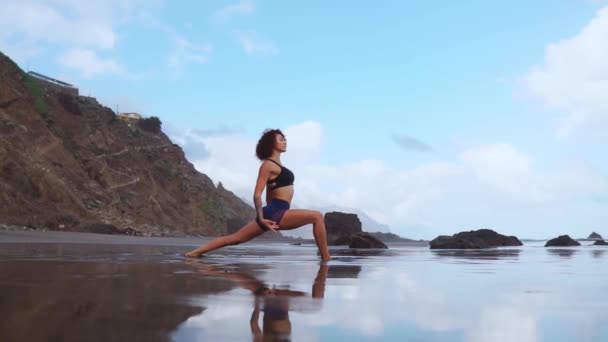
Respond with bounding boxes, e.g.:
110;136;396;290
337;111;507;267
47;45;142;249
253;162;270;219
252;162;278;231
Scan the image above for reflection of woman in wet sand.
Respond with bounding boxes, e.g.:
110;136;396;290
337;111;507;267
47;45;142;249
191;262;328;341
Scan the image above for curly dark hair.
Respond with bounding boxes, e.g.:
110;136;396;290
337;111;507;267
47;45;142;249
255;129;284;160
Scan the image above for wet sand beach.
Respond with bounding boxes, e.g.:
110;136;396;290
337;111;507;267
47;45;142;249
1;230;608;341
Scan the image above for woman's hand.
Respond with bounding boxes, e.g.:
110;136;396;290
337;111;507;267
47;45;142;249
258;218;280;232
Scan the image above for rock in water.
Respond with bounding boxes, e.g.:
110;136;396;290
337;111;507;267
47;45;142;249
429;229;523;249
349;233;388;249
544;235;581;247
588;232;603;240
593;239;608;246
324;212;362;245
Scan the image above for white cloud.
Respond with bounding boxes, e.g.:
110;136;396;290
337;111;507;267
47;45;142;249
283;121;324;165
0;40;43;67
522;6;608;137
461;143;608;205
0;1;115;50
168;36;212;68
0;1;161;51
139;16;212;71
58;48;124;78
235;31;279;56
0;0;162;77
216;0;255;19
460;144;548;203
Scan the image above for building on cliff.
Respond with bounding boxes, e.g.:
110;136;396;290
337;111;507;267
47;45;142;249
117;112;143;128
117;112;143;121
27;71;79;96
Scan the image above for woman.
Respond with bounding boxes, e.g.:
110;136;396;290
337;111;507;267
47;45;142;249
184;129;331;261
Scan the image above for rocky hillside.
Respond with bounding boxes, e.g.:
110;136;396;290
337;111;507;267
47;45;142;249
0;51;255;236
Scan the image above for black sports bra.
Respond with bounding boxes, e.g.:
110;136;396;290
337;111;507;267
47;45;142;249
265;159;295;190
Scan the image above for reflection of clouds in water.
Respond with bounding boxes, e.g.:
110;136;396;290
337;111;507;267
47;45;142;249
466;292;547;342
299;267;461;336
468;307;538;342
466;287;608;342
299;264;607;341
175;290;254;341
338;285;359;300
173;250;608;341
193;295;251;323
391;271;459;331
359;315;384;335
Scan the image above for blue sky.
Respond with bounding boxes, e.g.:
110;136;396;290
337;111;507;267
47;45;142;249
2;0;607;239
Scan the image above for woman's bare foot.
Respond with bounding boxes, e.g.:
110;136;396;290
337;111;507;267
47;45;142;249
184;251;202;258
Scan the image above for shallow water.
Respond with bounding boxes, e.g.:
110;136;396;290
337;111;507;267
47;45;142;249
1;237;607;341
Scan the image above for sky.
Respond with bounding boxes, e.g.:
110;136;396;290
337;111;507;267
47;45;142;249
1;0;607;240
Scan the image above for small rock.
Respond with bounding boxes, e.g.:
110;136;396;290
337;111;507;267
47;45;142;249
545;235;581;247
429;229;522;249
588;232;603;240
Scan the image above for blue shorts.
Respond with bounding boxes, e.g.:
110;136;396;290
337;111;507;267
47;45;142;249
259;199;290;230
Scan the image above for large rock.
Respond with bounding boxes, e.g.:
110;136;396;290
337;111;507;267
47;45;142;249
429;229;523;249
588;232;603;240
349;233;388;249
324;212;362;245
544;235;581;247
593;239;608;246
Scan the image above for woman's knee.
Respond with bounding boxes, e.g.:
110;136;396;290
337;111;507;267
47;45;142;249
312;210;324;224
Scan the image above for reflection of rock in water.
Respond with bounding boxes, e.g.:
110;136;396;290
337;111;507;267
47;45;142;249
327;265;362;278
592;250;606;259
431;248;522;261
546;248;578;258
0;247;246;342
330;248;398;257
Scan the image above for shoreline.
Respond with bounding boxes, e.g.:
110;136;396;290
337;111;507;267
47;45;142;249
0;228;212;246
0;223;305;244
0;224;431;247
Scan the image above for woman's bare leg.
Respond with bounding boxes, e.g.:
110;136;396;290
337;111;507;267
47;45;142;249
278;209;331;261
184;221;265;257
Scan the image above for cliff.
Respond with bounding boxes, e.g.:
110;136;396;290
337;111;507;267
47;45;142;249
0;51;254;236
